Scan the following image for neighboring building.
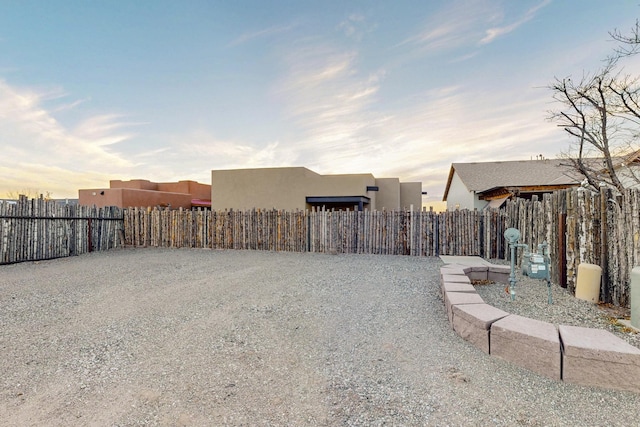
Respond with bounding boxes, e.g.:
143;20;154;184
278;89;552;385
79;179;211;209
443;159;582;211
594;150;640;189
211;167;423;211
1;197;77;206
53;198;79;207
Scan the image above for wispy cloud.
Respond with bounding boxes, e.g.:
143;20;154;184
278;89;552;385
398;1;492;52
275;42;382;148
73;114;146;147
51;97;89;113
371;85;561;198
274;40;562;201
0;79;141;197
480;0;552;45
400;0;551;54
228;23;297;47
338;13;376;41
0;163;116;198
147;129;299;183
338;14;364;38
265;31;564;203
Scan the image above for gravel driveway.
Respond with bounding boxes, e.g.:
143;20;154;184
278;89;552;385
1;248;638;426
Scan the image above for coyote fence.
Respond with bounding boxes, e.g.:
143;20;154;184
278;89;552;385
0;196;123;264
122;206;506;259
502;187;640;307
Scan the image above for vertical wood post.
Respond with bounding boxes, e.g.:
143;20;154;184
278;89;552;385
87;218;93;253
558;212;567;288
600;187;609;298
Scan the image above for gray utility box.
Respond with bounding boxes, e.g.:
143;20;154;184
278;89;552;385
522;243;550;280
523;253;548;279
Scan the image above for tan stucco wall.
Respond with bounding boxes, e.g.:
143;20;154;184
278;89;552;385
109;179;211;201
157;181;211;200
110;179;157;191
79;188;193;209
120;189;192;209
400;182;422;209
211;167;422;211
79;189;122;208
374;178;400;210
212;167;380;210
80;179;210;209
318;174;377;209
211;168;317;210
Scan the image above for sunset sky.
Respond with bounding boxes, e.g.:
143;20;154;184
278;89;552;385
2;1;640;208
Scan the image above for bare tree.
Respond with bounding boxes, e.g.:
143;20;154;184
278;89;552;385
609;19;640;59
549;21;640;192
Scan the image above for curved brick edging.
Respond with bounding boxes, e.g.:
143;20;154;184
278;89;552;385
440;264;640;394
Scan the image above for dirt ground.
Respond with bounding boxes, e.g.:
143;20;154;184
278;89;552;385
1;248;639;426
1;249;438;426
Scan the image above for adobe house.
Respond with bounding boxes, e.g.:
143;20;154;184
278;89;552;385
79;179;211;209
443;159;582;211
211;167;423;211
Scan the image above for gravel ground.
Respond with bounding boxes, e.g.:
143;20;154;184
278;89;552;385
0;248;638;426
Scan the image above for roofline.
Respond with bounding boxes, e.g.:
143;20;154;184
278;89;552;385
478;184;580;200
443;158;582;198
477;183;580;195
442;164;457;201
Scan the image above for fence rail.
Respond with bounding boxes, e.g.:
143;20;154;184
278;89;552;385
3;187;640;307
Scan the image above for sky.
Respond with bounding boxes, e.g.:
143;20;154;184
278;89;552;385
2;0;640;209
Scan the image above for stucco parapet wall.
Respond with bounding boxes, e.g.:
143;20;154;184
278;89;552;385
440;264;640;393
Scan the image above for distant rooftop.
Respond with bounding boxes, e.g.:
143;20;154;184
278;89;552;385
443;159;584;200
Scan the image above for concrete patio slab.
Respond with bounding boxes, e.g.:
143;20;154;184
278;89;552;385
439;256;493;267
